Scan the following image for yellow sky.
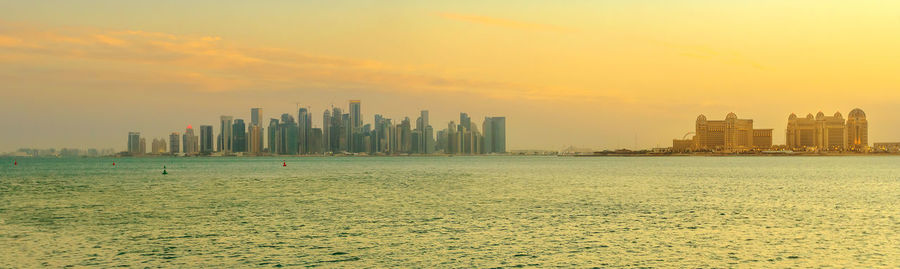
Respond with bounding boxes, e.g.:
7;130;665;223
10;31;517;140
1;1;900;151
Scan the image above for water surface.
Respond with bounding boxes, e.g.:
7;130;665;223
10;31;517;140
1;156;898;267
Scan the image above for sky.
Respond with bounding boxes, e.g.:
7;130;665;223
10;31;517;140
2;0;900;152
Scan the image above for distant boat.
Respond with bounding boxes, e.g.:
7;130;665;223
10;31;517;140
762;150;794;154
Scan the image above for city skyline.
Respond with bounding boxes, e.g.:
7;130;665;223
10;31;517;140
5;1;900;152
117;100;506;156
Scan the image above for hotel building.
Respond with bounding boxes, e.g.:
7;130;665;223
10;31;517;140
674;113;773;152
785;108;867;151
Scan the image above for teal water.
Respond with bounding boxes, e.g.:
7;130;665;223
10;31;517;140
1;156;899;267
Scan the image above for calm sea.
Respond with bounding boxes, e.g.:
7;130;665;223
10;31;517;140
1;156;898;267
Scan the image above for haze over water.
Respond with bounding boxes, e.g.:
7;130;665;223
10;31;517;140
1;156;898;267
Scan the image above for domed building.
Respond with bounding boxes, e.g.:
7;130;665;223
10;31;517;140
786;108;867;151
847;108;868;150
688;112;772;151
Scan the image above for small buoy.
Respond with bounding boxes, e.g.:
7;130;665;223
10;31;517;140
112;162;116;166
283;161;287;167
162;165;168;175
13;160;17;166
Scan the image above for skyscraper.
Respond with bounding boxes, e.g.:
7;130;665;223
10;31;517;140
200;125;214;154
248;124;261;154
169;132;180;154
267;119;279;154
323;109;332;153
251;108;264;154
460;113;471;131
482;117;507;153
183;126;198;154
482;118;493;154
127;132;141;154
491;117;506;153
278;113;299;155
232;119;247;152
219;116;233;153
416;110;431;154
298;107;311;154
349;100;361;152
330;107;343;153
151;138;167;154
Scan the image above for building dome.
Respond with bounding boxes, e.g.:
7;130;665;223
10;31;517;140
806;113;814;119
833;111;842;118
789;113;797;120
696;114;707;122
816;111;825;120
726;112;737;120
849;108;866;119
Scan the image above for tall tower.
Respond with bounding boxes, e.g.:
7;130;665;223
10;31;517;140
232;119;247;152
251;108;264;153
169;132;180;153
847;108;868;151
183;126;197;154
199;125;214;153
491;117;506;153
323;109;332;153
127;132;141;154
349;100;361;152
298;107;311;154
220;116;234;153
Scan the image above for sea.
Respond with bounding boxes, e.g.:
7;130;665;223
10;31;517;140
1;156;898;268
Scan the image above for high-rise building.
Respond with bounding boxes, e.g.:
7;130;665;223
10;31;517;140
248;124;261;154
219;116;233;153
267;119;279;154
232;119;247;152
482;117;507;153
847;108;868;151
399;117;412;153
199;125;214;153
277;113;299;155
151;138;167;154
349;100;362;152
251;108;264;154
298;107;311;154
323;109;332;153
183;126;198;154
310;128;323;154
127;132;141;154
330;107;344;153
482;119;493;154
460;113;471;131
139;138;146;155
416;110;432;154
169;132;180;154
341;113;351;152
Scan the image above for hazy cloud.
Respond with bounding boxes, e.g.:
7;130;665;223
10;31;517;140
434;12;575;33
0;21;611;102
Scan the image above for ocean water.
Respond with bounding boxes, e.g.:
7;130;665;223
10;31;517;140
1;156;899;268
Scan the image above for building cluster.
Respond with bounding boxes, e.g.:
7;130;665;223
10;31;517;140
126;100;507;156
673;108;871;152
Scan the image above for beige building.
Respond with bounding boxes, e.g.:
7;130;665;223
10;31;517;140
675;113;773;152
847;108;868;150
786;108;867;151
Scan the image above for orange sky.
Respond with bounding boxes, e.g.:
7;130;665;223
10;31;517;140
1;1;900;151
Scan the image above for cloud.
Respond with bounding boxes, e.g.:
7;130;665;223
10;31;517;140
0;21;624;104
434;12;574;33
643;39;768;70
